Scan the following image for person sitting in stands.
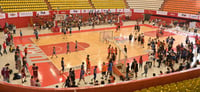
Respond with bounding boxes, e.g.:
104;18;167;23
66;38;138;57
109;74;115;83
94;80;99;85
101;80;105;85
166;68;170;74
159;71;163;75
177;63;184;71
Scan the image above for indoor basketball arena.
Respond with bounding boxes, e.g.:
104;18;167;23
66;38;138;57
0;0;200;92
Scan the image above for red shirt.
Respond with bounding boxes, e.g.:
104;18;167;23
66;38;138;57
86;59;91;69
111;48;114;54
115;48;117;54
24;49;27;53
3;42;6;49
139;58;143;64
110;76;115;83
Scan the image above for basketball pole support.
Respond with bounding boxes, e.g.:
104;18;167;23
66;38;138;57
107;39;127;73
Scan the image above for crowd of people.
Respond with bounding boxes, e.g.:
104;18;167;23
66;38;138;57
0;16;200;89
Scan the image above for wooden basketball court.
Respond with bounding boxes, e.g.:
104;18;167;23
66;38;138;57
29;25;188;71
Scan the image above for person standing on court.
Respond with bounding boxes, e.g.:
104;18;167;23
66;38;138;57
124;45;127;53
126;63;130;80
107;45;111;59
51;46;58;58
62;27;67;39
69;25;72;36
78;22;81;31
78;67;87;85
32;63;38;78
66;42;70;54
91;66;97;83
0;44;3;56
86;54;91;75
21;65;27;83
139;56;143;69
13;25;16;34
106;59;113;80
129;33;133;43
134;60;139;78
34;30;39;41
141;63;148;77
101;62;107;79
61;57;65;73
75;40;78;51
3;41;7;54
24;47;28;57
20;30;23;39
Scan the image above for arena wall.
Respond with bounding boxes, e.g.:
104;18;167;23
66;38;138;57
0;9;200;28
0;67;200;92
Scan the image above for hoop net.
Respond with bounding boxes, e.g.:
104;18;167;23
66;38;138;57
55;14;66;21
99;31;114;42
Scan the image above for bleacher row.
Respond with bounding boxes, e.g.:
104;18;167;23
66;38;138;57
48;0;92;10
134;77;200;92
0;0;126;13
0;0;48;12
126;0;164;10
162;0;200;14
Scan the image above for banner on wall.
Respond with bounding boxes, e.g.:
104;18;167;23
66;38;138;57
88;9;95;13
59;10;69;14
117;9;124;12
8;13;18;18
190;14;199;20
167;12;178;17
109;9;116;13
156;11;168;15
102;9;109;13
133;9;144;13
178;13;190;18
81;9;89;13
37;11;49;16
124;9;131;12
19;12;33;17
0;13;6;19
95;9;102;13
70;10;81;14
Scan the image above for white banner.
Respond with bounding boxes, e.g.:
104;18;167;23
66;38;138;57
156;11;168;15
109;9;116;13
102;9;109;13
133;9;144;13
89;9;95;13
37;11;49;16
8;13;18;18
117;9;124;12
95;9;102;13
0;13;6;19
19;12;33;17
81;9;89;13
124;9;131;12
178;13;190;18
190;14;199;19
70;10;81;14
